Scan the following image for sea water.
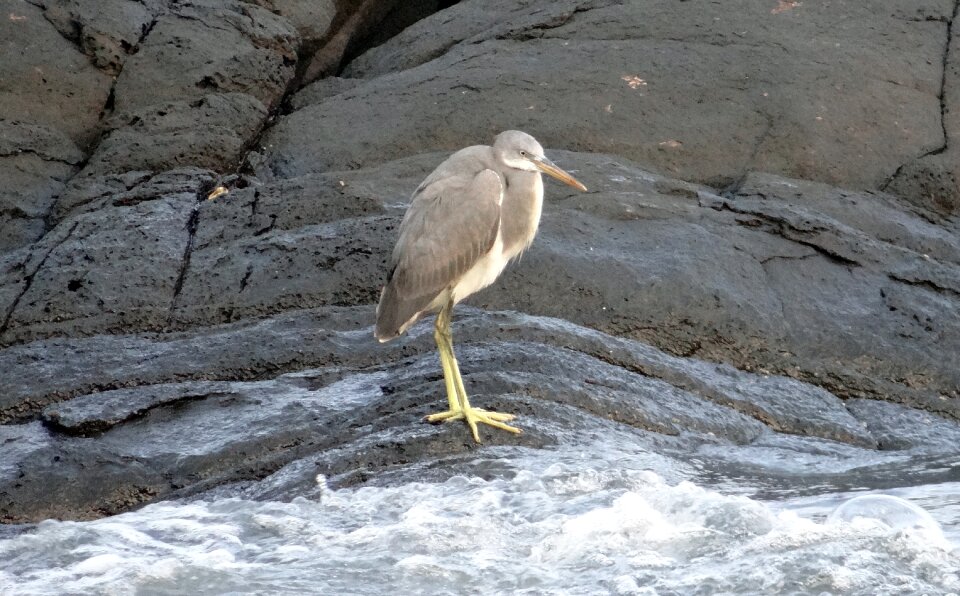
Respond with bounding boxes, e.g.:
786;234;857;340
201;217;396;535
1;435;957;595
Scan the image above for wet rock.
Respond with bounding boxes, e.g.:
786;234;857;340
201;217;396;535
0;307;373;421
0;302;951;522
0;190;199;347
4;150;959;417
676;361;875;448
693;432;950;494
0;427;171;522
0;307;887;523
845;398;960;452
43;381;237;435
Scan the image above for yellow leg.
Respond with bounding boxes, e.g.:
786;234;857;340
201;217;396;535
435;308;461;414
424;299;522;442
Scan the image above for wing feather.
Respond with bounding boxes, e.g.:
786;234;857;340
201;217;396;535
375;168;502;340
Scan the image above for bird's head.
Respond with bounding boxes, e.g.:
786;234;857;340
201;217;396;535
493;130;588;191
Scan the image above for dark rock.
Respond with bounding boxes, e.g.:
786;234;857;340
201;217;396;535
171;212;389;323
267;0;946;195
289;76;362;110
71;1;300;178
885;9;960;214
0;121;85;170
886;155;959;215
692;431;957;496
84;93;268;176
298;0;403;85
0;120;84;251
0;188;199;346
41;0;157;75
110;2;298;116
2;0;960;527
1;307;890;522
0;0;113;147
267;0;336;45
708;173;960;404
43;381;237;434
357;0;444;53
343;0;621;79
52;167;214;222
676;361;875;448
470;160;960;412
170;169;394;325
0;307;371;422
0;425;171;522
5;150;959;419
845;398;960;452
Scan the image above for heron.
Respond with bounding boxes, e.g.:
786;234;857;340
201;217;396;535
375;130;587;442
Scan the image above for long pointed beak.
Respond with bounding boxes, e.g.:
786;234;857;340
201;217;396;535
532;156;588;191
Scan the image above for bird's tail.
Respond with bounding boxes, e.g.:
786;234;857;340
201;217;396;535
375;281;421;342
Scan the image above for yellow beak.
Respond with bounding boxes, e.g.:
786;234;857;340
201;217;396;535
532;156;588;191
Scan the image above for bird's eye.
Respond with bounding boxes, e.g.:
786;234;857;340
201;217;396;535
519;151;526;156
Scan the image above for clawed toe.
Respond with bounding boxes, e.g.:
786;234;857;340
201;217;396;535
425;406;522;442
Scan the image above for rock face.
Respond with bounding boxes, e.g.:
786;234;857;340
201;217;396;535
0;121;84;252
0;0;112;251
887;2;960;215
1;0;959;523
263;0;950;193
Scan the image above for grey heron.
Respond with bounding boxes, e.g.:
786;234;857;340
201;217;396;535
375;130;588;442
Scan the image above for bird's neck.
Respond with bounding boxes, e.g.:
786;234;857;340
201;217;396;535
500;169;543;258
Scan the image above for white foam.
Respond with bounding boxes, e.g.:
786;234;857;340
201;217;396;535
0;441;957;594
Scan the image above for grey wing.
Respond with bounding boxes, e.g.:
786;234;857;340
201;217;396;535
375;169;502;341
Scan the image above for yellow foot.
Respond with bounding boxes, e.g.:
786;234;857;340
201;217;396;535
425;407;522;443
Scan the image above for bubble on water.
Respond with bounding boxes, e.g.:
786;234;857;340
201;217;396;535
827;494;949;549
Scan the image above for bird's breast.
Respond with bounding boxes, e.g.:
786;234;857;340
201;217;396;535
500;171;544;259
450;229;507;303
449;170;543;304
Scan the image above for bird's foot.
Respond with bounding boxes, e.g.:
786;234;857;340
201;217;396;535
425;406;521;443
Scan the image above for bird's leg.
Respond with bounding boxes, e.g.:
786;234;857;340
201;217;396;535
434;303;462;414
424;299;521;442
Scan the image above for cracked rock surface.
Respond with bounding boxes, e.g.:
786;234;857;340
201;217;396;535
886;0;960;214
1;0;959;522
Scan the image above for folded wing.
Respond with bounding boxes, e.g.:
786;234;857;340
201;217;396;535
375;168;502;341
